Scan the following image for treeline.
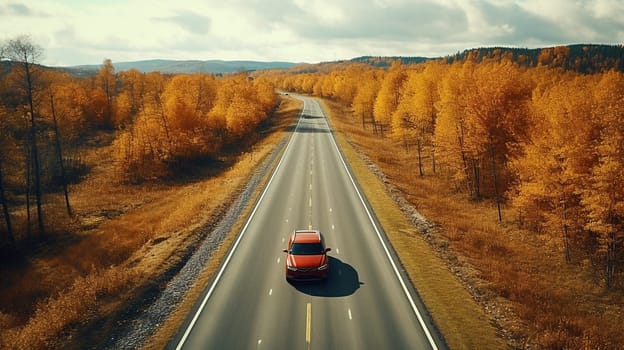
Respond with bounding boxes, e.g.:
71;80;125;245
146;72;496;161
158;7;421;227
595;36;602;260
0;36;276;248
446;44;624;73
261;56;624;289
112;64;275;181
350;56;430;67
343;44;624;73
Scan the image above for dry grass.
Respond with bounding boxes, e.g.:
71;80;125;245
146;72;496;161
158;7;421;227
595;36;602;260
0;96;301;349
321;99;624;349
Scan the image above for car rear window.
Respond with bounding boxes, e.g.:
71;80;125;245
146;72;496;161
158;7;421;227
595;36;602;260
290;242;324;255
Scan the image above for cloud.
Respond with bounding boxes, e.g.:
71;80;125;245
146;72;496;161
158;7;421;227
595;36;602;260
153;10;212;35
291;1;468;42
8;3;32;15
0;2;47;16
1;0;623;66
465;1;572;44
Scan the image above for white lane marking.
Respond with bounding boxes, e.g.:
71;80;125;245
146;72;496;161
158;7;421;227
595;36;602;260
306;303;312;347
285;218;289;223
258;339;262;345
277;257;280;264
282;237;285;243
331;224;335;230
323;97;439;350
336;248;339;255
174;104;308;350
269;289;273;296
348;308;352;320
330;208;333;212
309;184;312;190
309;197;312;207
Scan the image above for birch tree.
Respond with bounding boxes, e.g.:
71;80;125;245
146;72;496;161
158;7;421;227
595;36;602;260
2;35;46;236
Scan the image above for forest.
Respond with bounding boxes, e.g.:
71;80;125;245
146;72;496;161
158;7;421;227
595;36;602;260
0;37;276;249
256;46;624;348
1;35;623;349
261;46;624;290
1;36;283;348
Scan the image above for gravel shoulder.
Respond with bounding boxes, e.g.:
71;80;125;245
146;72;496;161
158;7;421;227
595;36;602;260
103;135;290;349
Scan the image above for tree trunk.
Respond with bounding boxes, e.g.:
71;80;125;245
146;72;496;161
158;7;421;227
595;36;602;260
24;125;32;240
489;140;502;222
431;145;436;174
50;94;72;216
430;110;436;174
472;159;481;200
606;231;615;289
417;139;424;176
25;61;45;236
456;123;471;195
0;160;14;245
156;95;173;157
402;133;410;152
605;210;617;289
561;189;571;263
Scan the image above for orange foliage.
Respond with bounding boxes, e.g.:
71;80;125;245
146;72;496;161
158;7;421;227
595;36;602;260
262;58;624;291
113;72;275;180
373;62;407;132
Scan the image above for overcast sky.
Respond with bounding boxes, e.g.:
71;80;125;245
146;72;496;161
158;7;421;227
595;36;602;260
1;0;623;67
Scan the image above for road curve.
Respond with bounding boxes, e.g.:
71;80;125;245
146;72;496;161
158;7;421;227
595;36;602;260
168;95;447;350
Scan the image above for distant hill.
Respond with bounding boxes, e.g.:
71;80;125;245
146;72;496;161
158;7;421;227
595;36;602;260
62;59;301;76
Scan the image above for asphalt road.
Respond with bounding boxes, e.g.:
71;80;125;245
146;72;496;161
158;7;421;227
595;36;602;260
169;95;446;350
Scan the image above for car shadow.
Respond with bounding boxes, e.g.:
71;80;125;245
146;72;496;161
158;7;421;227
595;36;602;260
288;256;363;297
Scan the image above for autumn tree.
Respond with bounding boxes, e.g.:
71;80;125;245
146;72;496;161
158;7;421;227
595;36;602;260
373;62;407;136
94;58;116;128
511;73;599;262
161;73;219;159
117;69;145;118
0;51;13;245
464;60;532;220
435;61;475;193
582;70;624;288
209;74;274;144
113;72;275;181
391;62;442;175
44;78;89;141
113;72;173;180
332;65;368;104
2;35;46;236
44;73;73;215
0;106;14;245
436;59;531;215
351;69;382;129
391;71;426;174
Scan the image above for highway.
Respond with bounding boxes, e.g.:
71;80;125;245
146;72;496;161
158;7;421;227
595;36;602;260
169;95;446;349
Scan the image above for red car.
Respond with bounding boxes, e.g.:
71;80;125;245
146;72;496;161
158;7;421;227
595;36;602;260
283;230;331;281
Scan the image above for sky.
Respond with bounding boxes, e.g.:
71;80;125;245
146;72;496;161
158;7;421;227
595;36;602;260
1;0;623;67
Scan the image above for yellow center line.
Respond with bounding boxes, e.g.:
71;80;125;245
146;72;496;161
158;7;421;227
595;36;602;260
309;154;313;229
306;302;312;348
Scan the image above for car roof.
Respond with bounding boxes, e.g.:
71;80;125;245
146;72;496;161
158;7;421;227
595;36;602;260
293;230;322;243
